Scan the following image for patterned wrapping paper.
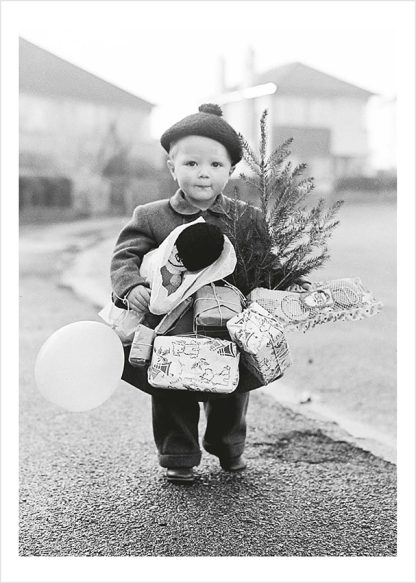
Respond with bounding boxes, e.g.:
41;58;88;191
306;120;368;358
226;302;292;385
148;336;240;393
247;278;383;333
193;283;244;330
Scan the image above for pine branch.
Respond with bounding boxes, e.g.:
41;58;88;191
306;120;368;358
259;110;268;166
239;172;264;194
259;111;270;215
265;138;294;171
238;134;260;171
229;109;343;293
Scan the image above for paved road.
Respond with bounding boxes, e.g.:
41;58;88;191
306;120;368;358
19;221;396;556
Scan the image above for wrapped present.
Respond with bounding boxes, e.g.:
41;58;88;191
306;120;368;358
98;301;144;345
193;283;245;333
247;277;383;333
129;324;156;367
148;335;240;393
226;303;291;385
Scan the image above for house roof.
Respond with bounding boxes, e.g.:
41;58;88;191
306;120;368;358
235;62;375;99
19;38;154;110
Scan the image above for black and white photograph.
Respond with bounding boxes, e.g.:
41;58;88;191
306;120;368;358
1;1;415;582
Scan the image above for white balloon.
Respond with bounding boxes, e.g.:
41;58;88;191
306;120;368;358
35;321;124;412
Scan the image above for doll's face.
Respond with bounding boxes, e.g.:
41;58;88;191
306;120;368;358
303;290;332;308
167;245;187;272
167;136;235;211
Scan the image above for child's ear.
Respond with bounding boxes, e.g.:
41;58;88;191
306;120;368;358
167;159;176;180
229;165;236;177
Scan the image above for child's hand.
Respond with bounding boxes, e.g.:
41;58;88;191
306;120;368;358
126;285;151;313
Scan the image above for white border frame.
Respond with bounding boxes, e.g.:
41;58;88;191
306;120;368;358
1;2;415;582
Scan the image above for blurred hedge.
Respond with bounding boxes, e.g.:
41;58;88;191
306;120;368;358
335;172;397;192
19;175;72;209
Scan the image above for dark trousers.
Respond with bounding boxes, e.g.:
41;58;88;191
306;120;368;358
152;391;250;468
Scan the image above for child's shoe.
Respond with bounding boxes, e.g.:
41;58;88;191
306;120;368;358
220;455;247;472
166;467;194;483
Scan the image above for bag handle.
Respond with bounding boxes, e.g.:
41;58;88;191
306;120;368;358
154;297;194;336
114;290;134;310
109;291;134;324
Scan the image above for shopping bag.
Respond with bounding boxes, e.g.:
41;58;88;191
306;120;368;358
98;301;144;345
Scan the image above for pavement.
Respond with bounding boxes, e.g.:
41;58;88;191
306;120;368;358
19;218;397;556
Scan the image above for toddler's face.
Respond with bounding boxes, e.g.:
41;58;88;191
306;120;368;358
167;136;234;210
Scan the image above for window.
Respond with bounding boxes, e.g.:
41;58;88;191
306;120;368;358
20;95;51;132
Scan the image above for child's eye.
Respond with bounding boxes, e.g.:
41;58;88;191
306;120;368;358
212;162;223;168
185;161;197;167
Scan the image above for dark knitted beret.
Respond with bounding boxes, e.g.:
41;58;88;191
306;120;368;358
176;223;224;272
160;103;243;165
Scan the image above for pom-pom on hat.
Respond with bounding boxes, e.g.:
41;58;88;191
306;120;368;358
160;104;243;165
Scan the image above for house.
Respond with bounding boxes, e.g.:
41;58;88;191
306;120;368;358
367;95;396;172
217;58;375;191
19;38;158;214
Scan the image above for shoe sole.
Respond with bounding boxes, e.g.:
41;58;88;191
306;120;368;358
220;463;247;472
166;476;195;483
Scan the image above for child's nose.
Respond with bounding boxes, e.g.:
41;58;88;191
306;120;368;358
198;166;210;178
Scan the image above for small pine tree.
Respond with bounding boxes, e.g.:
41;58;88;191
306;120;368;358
223;110;343;295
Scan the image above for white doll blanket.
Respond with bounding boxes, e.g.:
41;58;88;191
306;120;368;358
140;217;237;316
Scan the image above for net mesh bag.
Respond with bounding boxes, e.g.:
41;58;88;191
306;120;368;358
247;278;383;332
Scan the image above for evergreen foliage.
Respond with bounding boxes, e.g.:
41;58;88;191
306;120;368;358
223;110;343;295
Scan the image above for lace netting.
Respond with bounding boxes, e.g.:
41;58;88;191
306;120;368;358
247;278;383;333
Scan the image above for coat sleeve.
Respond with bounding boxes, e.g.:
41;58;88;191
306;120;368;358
110;205;157;302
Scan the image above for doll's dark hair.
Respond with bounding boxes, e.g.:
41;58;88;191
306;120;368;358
176;223;224;272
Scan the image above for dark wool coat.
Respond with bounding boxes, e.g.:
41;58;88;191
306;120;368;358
110;189;267;401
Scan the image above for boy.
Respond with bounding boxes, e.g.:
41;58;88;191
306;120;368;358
111;103;306;484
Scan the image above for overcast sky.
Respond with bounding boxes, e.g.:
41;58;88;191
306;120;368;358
16;3;401;112
9;0;412;168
